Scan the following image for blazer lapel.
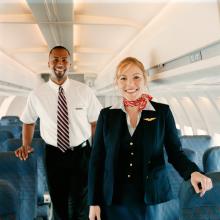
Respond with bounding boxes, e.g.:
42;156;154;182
106;109;125;158
140;110;158;161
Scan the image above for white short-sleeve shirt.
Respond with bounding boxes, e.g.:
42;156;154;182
20;78;102;147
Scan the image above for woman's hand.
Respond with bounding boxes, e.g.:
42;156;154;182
191;171;213;197
89;205;101;220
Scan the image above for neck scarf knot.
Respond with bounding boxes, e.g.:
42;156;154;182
123;94;152;111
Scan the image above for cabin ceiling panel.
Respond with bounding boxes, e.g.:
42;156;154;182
0;0;170;91
14;52;49;74
0;0;30;14
74;53;113;73
0;0;48;76
26;0;73;53
95;0;220;91
74;24;136;49
0;24;46;49
74;2;167;24
2;0;219;96
73;23;135;73
74;0;169;82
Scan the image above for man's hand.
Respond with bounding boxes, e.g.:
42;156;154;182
15;145;34;160
191;171;213;197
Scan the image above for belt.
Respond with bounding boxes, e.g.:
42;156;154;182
69;141;88;151
46;140;89;152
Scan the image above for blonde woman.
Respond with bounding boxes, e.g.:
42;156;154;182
88;57;212;220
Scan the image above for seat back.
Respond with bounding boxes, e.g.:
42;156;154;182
1;138;22;152
180;135;211;170
148;148;198;220
179;172;220;220
0;130;13;146
166;148;198;198
0;116;21;126
0;152;38;220
31;138;51;219
33;130;41;138
31;138;49;204
2;138;49;204
0;125;22;139
0;179;18;220
177;128;182;136
203;146;220;173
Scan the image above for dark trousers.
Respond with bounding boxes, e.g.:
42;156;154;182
45;143;91;220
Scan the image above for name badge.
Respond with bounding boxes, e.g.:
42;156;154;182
74;107;85;110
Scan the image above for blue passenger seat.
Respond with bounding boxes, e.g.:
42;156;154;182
146;148;198;220
180;135;211;170
0;130;13;147
0;116;21;126
0;125;22;139
179;172;220;220
203;146;220;173
0;179;18;220
0;152;38;220
2;138;51;220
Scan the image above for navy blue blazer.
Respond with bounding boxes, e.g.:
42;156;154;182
88;101;200;206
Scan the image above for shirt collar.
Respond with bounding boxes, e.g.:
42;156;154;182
48;77;70;92
110;97;155;112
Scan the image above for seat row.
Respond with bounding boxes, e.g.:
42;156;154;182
146;145;220;220
0;132;212;169
0;116;40;126
0;127;217;220
0;138;51;220
179;172;220;220
0;127;41;144
1;157;219;220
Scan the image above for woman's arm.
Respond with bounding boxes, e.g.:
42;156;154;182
164;106;213;196
88;109;106;205
164;106;200;179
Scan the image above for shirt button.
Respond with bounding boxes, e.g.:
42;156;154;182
128;174;131;178
130;163;133;167
131;152;134;155
146;176;149;180
129;142;133;146
148;160;151;164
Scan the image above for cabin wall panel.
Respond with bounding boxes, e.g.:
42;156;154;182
128;1;220;67
6;96;27;117
0;51;43;90
95;1;220;90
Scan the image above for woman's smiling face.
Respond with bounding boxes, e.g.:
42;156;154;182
116;63;146;101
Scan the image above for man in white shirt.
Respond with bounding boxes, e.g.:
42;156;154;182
15;46;102;220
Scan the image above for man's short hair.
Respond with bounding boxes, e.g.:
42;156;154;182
49;46;70;56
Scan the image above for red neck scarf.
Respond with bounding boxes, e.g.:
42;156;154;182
123;94;152;111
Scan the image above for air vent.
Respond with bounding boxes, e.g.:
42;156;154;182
147;40;220;74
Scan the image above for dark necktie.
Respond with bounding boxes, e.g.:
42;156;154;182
57;86;70;152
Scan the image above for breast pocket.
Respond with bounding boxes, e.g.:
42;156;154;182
71;106;87;120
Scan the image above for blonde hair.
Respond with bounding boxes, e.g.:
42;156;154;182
115;57;147;83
